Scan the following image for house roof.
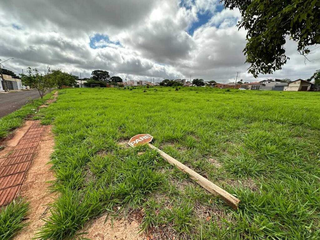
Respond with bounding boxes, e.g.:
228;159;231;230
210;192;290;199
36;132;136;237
290;79;313;85
1;74;21;81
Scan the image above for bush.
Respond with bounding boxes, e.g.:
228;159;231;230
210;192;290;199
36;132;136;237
84;80;107;88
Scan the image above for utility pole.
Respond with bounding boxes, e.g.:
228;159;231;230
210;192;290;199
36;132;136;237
0;58;14;92
235;72;240;85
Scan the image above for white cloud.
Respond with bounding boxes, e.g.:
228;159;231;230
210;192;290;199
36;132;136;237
0;0;319;82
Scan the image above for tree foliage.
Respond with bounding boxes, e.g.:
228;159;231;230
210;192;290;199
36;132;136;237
46;70;77;89
224;0;320;77
110;76;123;84
21;68;55;98
91;70;110;81
160;79;183;87
309;70;320;90
84;79;107;88
207;80;217;86
192;79;205;86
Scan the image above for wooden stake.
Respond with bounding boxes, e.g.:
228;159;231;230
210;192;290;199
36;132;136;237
148;143;240;210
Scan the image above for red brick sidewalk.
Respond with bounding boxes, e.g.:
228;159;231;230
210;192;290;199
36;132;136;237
0;121;47;207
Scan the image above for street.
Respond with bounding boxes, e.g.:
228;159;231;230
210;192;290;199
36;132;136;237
0;90;40;118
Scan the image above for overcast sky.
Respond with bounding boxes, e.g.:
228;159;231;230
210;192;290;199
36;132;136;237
0;0;319;83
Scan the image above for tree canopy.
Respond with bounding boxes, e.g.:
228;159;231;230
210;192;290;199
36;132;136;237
192;79;205;86
91;70;110;81
309;70;320;90
46;70;77;89
21;68;55;98
160;79;183;87
207;80;217;86
84;79;107;88
224;0;320;77
110;76;123;83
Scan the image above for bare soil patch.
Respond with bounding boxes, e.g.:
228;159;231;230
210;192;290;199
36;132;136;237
40;91;58;108
194;203;234;229
208;158;222;169
221;178;258;191
81;214;145;240
118;139;129;149
14;125;57;240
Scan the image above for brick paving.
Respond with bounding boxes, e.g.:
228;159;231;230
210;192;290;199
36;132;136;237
0;121;47;207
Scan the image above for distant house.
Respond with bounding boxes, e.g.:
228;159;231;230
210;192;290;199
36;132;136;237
247;82;261;90
175;79;187;85
272;82;288;91
76;79;88;88
284;80;313;91
183;82;192;87
215;83;241;89
0;77;4;92
124;80;137;86
259;79;288;91
0;74;24;91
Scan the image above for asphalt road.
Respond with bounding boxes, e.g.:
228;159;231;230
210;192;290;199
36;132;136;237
0;90;40;118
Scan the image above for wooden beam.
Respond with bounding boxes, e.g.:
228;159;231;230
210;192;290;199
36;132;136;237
148;143;240;210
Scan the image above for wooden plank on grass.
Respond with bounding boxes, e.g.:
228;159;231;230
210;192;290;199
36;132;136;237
148;143;240;210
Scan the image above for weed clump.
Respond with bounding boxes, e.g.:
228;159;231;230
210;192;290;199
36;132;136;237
0;200;29;240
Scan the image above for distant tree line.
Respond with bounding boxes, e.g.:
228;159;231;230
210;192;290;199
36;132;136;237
21;68;77;98
84;70;123;87
159;79;216;87
159;79;183;87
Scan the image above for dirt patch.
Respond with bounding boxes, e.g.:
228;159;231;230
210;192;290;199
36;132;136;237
147;226;177;240
118;140;129;149
97;150;108;156
194;203;234;228
13;125;57;240
81;214;145;240
222;178;258;191
172;179;192;193
40;91;58;108
208;158;222;169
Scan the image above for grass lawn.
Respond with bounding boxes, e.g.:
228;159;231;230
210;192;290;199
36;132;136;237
33;87;320;239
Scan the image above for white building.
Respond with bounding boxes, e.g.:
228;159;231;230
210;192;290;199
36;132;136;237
125;80;138;86
0;78;4;91
0;74;24;91
76;79;88;88
284;80;313;91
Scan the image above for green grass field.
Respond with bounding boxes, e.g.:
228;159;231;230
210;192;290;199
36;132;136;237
26;87;320;239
